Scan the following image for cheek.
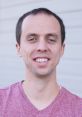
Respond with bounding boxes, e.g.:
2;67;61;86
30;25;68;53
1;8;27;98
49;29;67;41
21;46;35;60
20;43;32;53
52;47;62;58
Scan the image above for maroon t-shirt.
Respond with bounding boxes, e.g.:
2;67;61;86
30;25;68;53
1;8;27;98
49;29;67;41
0;81;82;117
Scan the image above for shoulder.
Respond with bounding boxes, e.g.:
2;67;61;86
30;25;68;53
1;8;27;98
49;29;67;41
0;82;22;116
62;87;82;102
62;87;82;104
0;82;20;94
62;87;82;115
0;82;21;105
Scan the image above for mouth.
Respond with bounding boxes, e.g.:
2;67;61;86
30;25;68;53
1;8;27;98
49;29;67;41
33;57;50;63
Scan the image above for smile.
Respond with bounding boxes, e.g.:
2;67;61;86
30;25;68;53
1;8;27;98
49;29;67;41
34;58;50;63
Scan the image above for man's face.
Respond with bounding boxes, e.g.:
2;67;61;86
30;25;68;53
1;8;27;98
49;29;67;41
16;14;64;78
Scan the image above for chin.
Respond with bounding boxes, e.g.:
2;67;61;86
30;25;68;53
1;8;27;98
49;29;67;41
34;70;52;79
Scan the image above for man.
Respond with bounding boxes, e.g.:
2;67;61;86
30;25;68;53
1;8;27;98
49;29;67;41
0;8;82;117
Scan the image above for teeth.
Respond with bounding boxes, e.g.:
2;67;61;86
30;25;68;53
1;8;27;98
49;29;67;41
35;58;48;63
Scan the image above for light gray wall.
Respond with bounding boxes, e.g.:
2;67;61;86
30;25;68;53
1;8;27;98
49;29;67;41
0;0;82;97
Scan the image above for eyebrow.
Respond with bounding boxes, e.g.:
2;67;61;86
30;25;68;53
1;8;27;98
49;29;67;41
26;33;38;37
26;33;58;36
46;33;58;37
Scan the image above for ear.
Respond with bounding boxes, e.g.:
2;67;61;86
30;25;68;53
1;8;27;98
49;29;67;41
16;43;22;57
61;43;65;57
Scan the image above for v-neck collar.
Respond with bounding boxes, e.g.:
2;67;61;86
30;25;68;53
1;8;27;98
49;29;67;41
18;81;65;113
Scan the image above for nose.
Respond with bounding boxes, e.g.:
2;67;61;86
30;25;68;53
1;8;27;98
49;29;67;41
36;39;48;52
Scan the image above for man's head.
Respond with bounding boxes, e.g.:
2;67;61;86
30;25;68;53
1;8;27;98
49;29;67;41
16;8;65;45
16;8;65;78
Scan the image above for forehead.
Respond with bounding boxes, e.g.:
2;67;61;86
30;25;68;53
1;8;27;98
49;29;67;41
22;14;61;34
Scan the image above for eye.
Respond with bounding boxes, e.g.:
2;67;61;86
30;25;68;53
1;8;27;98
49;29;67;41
47;38;56;44
27;36;38;43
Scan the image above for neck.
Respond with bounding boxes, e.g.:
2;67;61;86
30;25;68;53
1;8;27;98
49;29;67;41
22;71;60;110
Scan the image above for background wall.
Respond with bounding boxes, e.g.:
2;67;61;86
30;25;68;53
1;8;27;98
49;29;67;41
0;0;82;97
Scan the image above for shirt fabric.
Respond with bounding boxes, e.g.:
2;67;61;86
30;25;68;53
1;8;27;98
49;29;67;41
0;81;82;117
